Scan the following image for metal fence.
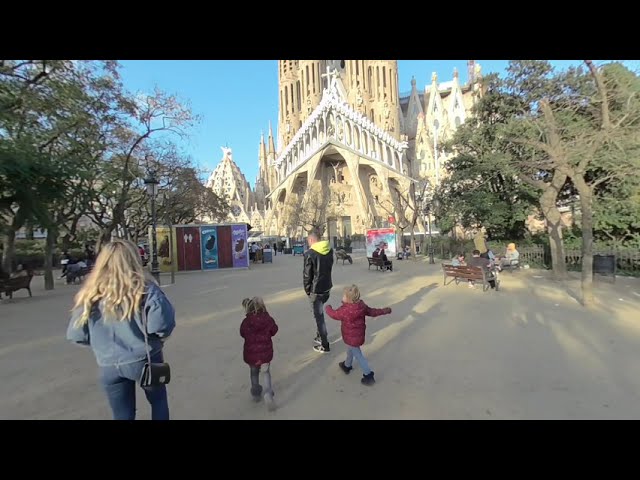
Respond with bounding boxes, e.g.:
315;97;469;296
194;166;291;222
433;241;640;277
511;246;639;275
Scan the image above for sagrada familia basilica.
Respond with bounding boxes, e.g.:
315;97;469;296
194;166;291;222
206;60;484;238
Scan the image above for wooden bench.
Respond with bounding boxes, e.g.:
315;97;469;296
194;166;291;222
67;265;93;284
336;250;353;265
441;263;499;292
0;274;34;299
367;257;392;271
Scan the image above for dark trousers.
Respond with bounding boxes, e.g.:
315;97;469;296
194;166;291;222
309;292;330;349
99;352;169;420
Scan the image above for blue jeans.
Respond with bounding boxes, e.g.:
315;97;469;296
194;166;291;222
99;352;169;420
250;363;273;398
309;292;330;349
345;346;372;375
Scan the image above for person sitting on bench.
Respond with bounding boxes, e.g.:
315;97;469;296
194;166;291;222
499;243;519;269
379;248;393;272
467;250;496;290
65;260;87;283
10;264;29;279
452;253;466;266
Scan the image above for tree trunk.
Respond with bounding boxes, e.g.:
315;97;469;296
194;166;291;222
409;225;417;261
2;228;17;273
61;233;71;252
97;226;115;251
574;177;595;308
26;225;34;240
44;228;56;291
547;220;568;280
539;178;569;280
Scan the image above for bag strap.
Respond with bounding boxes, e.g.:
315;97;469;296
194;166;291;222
140;294;153;367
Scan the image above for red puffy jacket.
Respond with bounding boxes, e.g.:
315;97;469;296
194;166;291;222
240;311;279;366
325;300;391;347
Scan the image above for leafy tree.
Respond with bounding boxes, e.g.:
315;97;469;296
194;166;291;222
82;87;199;248
0;60;118;278
435;86;539;241
436;66;573;279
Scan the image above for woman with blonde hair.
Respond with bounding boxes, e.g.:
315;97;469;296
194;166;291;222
500;243;520;269
66;238;175;420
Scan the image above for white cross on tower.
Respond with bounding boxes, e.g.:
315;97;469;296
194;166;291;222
321;65;339;93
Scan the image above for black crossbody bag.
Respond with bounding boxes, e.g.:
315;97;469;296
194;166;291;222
139;298;171;387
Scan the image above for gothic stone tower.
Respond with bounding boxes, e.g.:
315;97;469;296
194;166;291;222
277;60;401;148
265;60;413;239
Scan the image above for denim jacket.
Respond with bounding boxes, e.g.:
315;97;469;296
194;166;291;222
66;282;176;367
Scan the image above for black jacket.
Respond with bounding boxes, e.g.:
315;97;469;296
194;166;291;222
303;241;334;295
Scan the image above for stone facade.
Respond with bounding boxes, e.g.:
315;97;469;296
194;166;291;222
207;60;484;238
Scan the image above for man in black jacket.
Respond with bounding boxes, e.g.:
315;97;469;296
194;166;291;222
303;231;334;353
467;249;497;289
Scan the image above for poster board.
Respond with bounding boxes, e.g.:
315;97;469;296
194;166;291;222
155;226;177;273
365;228;397;258
231;224;249;268
200;226;219;270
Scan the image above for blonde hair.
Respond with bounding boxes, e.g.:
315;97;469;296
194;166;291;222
343;285;361;303
243;296;267;315
72;238;149;327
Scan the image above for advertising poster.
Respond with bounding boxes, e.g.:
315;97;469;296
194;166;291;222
200;226;219;270
154;226;177;274
231;224;249;268
365;228;397;258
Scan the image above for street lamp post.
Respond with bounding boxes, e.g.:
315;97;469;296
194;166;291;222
424;204;435;264
144;155;160;283
162;193;176;285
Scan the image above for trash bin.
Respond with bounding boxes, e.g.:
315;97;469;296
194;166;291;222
593;254;616;282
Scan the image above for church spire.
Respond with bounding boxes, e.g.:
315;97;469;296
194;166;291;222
259;130;267;160
268;121;276;154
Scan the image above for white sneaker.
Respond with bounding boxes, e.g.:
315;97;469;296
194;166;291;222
264;392;276;411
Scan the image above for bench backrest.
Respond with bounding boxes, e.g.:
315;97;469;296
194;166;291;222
5;274;33;288
442;263;485;280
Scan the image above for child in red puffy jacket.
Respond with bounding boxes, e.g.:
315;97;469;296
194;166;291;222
325;285;391;386
240;297;279;410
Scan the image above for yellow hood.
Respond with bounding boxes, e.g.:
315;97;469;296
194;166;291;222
310;240;331;255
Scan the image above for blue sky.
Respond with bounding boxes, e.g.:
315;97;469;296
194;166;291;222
117;60;619;187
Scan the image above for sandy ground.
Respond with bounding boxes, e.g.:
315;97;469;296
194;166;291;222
2;252;640;420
